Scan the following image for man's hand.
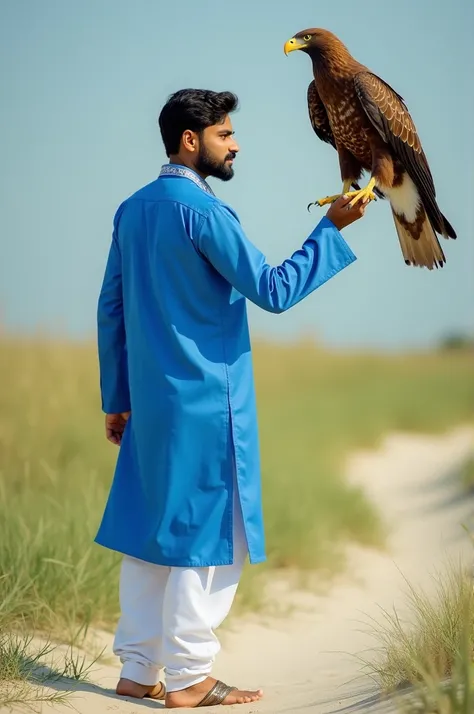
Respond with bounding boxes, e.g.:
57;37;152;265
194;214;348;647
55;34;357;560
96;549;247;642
326;194;370;231
105;412;131;445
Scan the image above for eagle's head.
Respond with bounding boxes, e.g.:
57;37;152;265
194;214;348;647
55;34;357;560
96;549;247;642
284;28;348;59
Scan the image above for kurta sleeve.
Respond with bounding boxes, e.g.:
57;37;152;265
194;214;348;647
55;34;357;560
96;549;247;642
195;202;357;314
97;205;131;414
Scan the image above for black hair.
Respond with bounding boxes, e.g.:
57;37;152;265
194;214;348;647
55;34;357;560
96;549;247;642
158;88;239;157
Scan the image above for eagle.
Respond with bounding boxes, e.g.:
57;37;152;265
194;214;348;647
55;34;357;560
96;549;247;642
283;28;456;269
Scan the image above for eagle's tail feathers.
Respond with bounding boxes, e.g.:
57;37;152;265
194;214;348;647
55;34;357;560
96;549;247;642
391;206;446;270
440;213;456;240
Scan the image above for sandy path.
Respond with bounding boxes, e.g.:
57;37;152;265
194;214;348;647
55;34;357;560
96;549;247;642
5;426;474;713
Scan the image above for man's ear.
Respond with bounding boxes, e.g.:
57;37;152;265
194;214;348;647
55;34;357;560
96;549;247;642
182;129;198;153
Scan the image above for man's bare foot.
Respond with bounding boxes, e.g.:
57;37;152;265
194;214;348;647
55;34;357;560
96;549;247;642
166;677;263;708
116;678;166;700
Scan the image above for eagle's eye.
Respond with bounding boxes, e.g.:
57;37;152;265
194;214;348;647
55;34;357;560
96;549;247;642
303;34;312;41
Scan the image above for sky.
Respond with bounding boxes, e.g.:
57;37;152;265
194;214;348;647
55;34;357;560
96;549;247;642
0;0;473;351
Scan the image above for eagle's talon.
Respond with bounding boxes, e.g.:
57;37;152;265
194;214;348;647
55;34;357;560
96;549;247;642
345;178;377;208
307;200;326;211
348;189;376;207
308;179;377;212
308;193;343;210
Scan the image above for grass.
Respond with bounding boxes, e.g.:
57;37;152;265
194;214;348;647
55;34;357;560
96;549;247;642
361;547;474;713
255;339;474;570
363;561;473;691
361;445;474;713
0;631;100;711
461;457;474;494
0;334;473;647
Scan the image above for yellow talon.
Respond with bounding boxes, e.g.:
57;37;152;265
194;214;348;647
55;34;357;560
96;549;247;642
307;180;352;211
307;178;377;212
308;181;352;211
347;178;377;207
308;193;344;209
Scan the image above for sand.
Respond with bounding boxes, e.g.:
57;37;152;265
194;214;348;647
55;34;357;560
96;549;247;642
4;425;474;713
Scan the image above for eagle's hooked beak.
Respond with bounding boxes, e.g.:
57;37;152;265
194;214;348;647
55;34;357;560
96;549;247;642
284;37;307;55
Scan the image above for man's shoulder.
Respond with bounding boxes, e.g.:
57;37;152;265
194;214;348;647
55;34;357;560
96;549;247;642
112;179;160;221
113;177;240;230
121;178;163;207
120;177;230;215
202;197;240;226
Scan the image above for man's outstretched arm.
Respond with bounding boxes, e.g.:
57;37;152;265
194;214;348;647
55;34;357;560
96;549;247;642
196;195;366;314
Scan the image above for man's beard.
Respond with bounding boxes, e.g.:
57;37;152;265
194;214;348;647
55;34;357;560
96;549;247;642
195;141;235;182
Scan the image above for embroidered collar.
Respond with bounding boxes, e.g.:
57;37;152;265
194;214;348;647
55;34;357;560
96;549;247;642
159;164;215;196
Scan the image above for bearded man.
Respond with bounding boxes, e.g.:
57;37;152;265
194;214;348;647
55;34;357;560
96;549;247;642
95;88;367;708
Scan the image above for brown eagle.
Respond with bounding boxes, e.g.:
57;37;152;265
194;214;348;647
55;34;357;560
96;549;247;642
284;28;456;269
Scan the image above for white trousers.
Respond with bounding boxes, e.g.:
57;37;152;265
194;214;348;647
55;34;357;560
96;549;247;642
113;487;248;692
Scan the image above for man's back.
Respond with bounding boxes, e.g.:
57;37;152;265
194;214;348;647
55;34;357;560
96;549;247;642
113;172;250;399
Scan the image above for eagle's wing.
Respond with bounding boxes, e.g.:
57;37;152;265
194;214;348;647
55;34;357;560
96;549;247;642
307;80;385;199
307;80;337;149
354;71;454;237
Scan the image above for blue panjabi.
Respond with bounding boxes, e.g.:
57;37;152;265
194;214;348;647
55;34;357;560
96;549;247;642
94;164;357;567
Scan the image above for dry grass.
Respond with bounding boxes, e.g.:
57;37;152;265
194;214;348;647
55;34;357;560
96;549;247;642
0;334;473;644
362;549;474;713
0;631;100;712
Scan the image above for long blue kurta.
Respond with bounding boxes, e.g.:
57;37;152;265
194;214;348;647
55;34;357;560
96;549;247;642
94;164;357;567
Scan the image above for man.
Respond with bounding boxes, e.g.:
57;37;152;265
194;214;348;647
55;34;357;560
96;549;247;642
95;88;368;708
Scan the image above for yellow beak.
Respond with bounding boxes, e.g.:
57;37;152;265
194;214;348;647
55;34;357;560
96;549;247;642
284;37;307;55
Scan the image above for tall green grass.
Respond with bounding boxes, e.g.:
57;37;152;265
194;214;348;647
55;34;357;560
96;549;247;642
362;549;474;713
0;336;473;640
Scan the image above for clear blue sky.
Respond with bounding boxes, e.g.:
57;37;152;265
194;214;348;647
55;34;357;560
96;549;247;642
1;0;472;350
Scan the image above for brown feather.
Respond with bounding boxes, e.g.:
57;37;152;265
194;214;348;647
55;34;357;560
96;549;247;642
354;72;421;151
353;71;455;239
306;80;384;197
392;205;446;269
289;27;457;266
306;80;337;149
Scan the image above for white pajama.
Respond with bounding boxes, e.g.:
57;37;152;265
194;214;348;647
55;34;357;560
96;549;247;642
113;484;248;692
